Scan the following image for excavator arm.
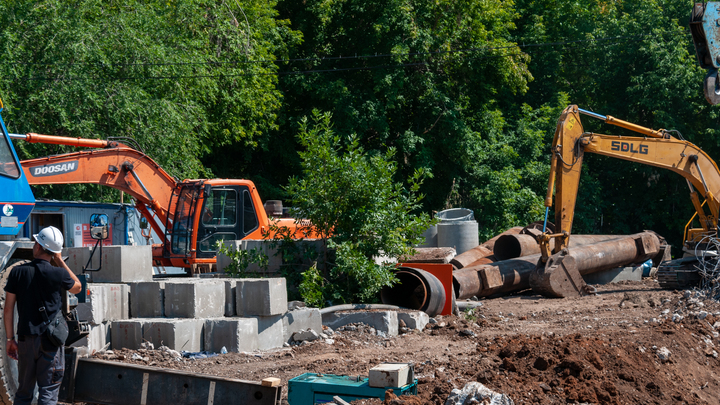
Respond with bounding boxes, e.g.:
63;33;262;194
533;105;720;296
15;133;178;241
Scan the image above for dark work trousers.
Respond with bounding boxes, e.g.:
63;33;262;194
15;335;64;405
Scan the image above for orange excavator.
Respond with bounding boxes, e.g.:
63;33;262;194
531;105;720;297
13;132;311;272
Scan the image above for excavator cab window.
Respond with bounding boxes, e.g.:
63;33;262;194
0;127;20;179
243;189;258;234
196;186;258;257
168;186;200;255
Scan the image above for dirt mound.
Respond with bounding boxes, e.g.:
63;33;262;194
98;280;720;404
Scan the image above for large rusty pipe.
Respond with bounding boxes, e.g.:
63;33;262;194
454;232;661;299
454;256;537;299
481;226;523;252
493;234;624;261
451;245;493;269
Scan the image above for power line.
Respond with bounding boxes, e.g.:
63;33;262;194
0;31;688;69
4;31;690;82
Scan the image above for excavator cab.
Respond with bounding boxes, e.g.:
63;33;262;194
0;98;34;237
163;180;263;268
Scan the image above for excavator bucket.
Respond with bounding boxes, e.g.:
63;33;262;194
530;249;590;298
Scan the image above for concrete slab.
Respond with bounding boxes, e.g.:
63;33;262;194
222;280;236;317
217;240;282;274
397;311;430;331
142;319;203;352
129;281;165;318
76;284;129;324
204;318;258;353
248;315;284;351
322;311;399;337
111;320;146;350
64;245;153;283
584;265;644;285
282;308;322;343
71;321;110;353
164;280;225;318
63;247;91;274
217;239;324;274
236;278;287;316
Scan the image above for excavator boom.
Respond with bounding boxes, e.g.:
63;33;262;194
533;105;720;297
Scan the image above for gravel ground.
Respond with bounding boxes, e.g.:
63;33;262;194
97;279;720;404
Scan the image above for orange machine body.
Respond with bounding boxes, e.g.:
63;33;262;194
18;133;315;271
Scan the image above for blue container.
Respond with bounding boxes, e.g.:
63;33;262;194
288;373;418;405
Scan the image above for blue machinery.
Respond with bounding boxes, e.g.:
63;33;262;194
0;98;35;237
288;373;418;404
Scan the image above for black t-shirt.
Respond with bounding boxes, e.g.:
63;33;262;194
4;259;75;336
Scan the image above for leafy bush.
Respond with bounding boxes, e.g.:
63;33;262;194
286;110;435;307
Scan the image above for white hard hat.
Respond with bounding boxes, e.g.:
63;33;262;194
33;226;64;253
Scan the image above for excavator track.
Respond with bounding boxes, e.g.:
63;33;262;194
656;257;703;290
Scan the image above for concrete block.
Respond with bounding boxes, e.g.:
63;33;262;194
397;311;430;331
249;315;284;350
76;284;129;324
283;308;322;343
105;284;130;320
164;280;225;318
74;245;153;283
111;320;145;350
130;281;165;318
217;240;282;274
63;247;91;274
584;266;643;285
322;311;399;337
369;363;412;388
236;278;287;316
142;319;203;352
71;321;110;353
217;239;325;274
204;318;258;353
223;280;236;317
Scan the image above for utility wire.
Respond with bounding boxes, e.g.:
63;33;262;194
4;31;690;82
0;31;689;69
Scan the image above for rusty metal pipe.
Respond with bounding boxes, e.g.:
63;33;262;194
454;232;661;299
451;245;493;269
493;234;624;261
481;226;523;251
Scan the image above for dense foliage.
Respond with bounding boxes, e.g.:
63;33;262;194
0;0;299;200
0;0;716;252
287;110;433;306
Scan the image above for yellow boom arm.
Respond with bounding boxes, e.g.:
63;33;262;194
541;105;720;261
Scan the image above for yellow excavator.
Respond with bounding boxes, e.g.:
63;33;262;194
531;105;720;297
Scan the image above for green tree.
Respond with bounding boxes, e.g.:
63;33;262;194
0;0;299;201
264;0;549;240
286;110;433;306
512;0;715;248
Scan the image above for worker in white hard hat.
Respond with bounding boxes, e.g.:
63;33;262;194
3;226;81;405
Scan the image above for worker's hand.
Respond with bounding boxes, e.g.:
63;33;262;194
52;252;63;266
6;339;18;361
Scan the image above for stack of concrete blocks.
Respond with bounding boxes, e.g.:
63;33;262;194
118;277;322;354
71;283;130;352
113;279;225;351
206;278;290;352
63;245;151;353
65;242;325;354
